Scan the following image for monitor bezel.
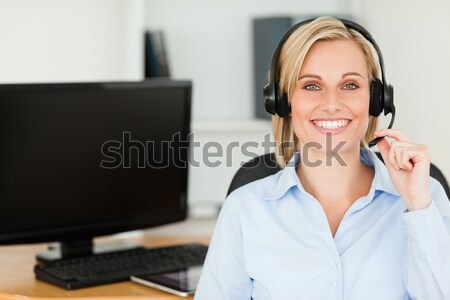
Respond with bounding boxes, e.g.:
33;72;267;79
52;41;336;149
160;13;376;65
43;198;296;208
0;79;192;245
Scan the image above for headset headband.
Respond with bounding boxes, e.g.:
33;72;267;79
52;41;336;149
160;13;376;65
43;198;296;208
263;17;395;148
267;18;389;99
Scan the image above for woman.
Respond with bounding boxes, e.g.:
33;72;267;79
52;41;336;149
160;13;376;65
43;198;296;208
195;16;450;300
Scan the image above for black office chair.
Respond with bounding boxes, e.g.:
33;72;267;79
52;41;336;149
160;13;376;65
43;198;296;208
227;152;450;200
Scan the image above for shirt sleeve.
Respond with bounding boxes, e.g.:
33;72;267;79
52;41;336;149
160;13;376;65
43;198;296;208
402;177;450;300
195;193;253;300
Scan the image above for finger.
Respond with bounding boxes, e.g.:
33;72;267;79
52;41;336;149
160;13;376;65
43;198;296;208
403;150;415;171
394;147;404;170
414;144;431;164
395;147;413;171
389;141;415;171
376;137;398;172
403;149;414;171
374;128;412;143
397;148;411;170
389;141;401;171
404;145;431;174
403;145;430;166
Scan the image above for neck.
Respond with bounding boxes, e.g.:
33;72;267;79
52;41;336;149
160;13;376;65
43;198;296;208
296;147;373;203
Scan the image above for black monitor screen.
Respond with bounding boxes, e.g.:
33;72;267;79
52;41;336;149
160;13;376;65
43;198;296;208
0;80;191;244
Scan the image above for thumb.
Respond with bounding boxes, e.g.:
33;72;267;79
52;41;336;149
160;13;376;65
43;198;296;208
376;138;393;170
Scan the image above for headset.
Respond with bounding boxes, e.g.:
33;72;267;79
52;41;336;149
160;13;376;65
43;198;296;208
263;18;395;147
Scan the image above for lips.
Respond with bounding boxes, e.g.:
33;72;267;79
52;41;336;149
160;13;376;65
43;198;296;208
310;118;352;134
312;119;351;129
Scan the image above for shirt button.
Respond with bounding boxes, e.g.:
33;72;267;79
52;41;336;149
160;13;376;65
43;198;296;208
330;262;337;270
331;280;338;287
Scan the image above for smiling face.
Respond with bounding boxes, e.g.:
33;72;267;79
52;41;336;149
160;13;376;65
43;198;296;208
290;39;371;154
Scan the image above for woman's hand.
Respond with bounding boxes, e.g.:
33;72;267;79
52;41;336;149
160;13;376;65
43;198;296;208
374;128;432;211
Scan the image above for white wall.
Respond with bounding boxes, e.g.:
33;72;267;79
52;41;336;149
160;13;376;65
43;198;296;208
145;0;356;213
188;120;272;217
147;0;450;209
122;0;146;80
351;0;450;183
145;0;352;121
1;0;448;216
0;0;144;83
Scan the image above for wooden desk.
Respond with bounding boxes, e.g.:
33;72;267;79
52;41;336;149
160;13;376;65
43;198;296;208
0;235;209;300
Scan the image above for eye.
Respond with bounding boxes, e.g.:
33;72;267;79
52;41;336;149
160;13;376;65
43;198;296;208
304;83;320;90
343;82;359;90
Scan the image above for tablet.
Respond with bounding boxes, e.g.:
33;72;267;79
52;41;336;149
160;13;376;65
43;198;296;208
130;265;203;297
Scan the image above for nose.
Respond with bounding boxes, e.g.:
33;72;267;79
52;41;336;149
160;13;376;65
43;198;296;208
319;90;343;113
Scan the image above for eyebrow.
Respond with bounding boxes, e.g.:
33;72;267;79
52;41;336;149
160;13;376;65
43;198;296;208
342;72;364;79
298;74;321;80
298;72;365;80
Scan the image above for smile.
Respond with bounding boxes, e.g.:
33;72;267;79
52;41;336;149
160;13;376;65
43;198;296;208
312;119;351;129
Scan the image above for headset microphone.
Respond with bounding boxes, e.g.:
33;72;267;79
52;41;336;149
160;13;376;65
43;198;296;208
368;103;395;147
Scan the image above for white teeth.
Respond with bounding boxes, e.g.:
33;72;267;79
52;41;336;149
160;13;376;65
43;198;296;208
313;120;349;129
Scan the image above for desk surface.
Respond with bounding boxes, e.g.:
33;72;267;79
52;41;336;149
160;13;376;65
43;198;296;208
0;235;209;300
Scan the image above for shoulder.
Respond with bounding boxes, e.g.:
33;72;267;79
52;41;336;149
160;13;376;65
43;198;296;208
429;176;449;199
210;171;285;239
230;169;282;196
429;176;450;214
225;170;284;208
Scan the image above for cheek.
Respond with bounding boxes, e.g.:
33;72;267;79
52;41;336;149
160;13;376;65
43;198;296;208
346;88;371;121
351;101;371;136
353;97;370;120
290;92;315;120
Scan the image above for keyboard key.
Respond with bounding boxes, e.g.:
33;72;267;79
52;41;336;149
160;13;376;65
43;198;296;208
34;243;208;290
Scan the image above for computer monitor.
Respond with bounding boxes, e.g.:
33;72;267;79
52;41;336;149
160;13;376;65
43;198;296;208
0;80;191;261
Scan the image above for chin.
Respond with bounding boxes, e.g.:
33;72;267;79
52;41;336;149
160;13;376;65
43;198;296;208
300;132;361;155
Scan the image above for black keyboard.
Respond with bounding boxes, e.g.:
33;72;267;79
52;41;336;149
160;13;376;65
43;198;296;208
34;243;208;290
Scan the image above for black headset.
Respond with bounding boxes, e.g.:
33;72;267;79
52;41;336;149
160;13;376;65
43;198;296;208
263;18;395;147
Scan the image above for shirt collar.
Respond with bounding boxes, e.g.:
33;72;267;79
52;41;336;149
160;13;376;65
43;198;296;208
264;152;301;201
362;148;400;196
264;147;400;201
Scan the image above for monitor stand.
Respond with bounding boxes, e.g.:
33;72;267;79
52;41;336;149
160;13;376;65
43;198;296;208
36;239;141;262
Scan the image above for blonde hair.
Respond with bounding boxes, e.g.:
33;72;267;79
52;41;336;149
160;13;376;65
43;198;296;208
272;16;381;168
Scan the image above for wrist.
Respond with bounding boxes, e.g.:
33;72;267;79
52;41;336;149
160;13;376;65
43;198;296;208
405;195;432;212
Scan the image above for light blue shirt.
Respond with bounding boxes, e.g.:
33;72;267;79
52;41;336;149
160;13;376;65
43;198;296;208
195;148;450;300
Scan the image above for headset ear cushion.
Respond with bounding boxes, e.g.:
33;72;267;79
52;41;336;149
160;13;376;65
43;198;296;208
383;84;394;114
277;93;290;117
263;83;276;115
369;79;383;117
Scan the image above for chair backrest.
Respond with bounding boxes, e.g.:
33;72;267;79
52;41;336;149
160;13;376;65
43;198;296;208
227;153;279;196
227;152;450;200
